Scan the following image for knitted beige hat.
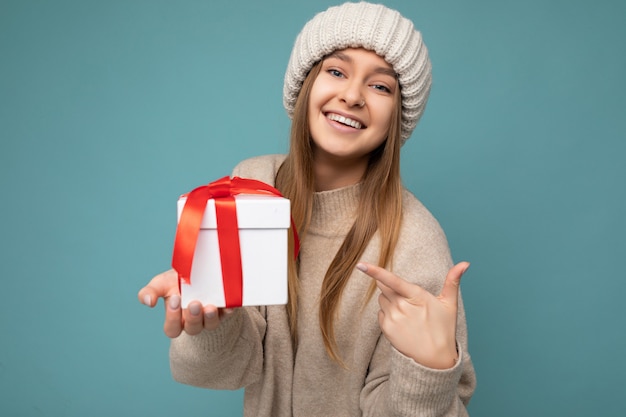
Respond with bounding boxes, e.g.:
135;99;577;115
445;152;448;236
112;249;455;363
283;2;432;145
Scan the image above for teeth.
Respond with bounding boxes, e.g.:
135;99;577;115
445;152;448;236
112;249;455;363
327;113;363;129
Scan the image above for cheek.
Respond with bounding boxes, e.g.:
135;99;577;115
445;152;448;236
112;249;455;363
307;81;334;126
372;102;395;133
307;83;322;116
309;76;337;105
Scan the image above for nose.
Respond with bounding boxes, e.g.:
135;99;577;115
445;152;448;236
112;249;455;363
340;80;365;108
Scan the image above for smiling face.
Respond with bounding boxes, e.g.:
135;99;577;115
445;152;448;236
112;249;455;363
307;48;398;182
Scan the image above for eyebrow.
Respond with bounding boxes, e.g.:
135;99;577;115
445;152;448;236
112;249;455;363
327;51;398;79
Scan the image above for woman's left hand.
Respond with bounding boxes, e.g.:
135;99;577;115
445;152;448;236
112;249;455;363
356;261;470;369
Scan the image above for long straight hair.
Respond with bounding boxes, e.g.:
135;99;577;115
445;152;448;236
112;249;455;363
275;58;404;365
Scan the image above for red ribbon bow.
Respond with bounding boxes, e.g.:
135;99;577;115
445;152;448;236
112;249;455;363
172;176;299;308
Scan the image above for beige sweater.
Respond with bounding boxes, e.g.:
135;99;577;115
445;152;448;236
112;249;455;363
170;154;476;416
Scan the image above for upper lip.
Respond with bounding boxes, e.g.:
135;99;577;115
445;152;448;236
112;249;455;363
323;110;367;129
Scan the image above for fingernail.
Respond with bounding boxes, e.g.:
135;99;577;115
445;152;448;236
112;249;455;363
356;263;367;272
168;295;181;310
189;303;201;316
142;294;152;306
205;310;216;319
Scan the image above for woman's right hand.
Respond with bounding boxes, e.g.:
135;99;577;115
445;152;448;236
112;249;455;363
138;269;235;338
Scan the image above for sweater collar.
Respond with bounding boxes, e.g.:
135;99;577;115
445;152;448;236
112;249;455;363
309;183;361;237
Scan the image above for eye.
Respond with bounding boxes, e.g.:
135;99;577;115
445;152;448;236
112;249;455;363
328;68;345;78
371;84;391;93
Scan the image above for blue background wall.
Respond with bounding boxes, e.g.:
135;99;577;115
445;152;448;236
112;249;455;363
1;0;625;415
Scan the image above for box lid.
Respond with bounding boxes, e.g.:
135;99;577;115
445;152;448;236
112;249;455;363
177;194;291;229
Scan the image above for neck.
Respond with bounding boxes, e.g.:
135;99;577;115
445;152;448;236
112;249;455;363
313;154;367;191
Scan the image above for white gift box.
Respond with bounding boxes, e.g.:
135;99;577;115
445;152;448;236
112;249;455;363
177;194;290;308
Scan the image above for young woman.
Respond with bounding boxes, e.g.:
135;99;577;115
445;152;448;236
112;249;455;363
139;2;476;416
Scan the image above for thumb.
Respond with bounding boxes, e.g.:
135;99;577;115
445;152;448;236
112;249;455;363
439;262;470;304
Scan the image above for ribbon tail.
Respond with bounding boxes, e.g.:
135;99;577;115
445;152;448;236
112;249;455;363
172;187;213;284
215;196;244;308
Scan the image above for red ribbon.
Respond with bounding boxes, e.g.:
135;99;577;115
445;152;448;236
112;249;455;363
172;176;299;308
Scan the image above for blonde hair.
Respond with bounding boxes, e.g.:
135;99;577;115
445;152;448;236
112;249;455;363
275;58;404;365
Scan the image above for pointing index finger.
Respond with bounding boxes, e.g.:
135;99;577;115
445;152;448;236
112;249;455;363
356;262;416;298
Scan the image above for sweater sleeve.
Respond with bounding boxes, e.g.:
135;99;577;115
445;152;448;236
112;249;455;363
360;337;473;416
359;191;477;416
169;307;267;390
